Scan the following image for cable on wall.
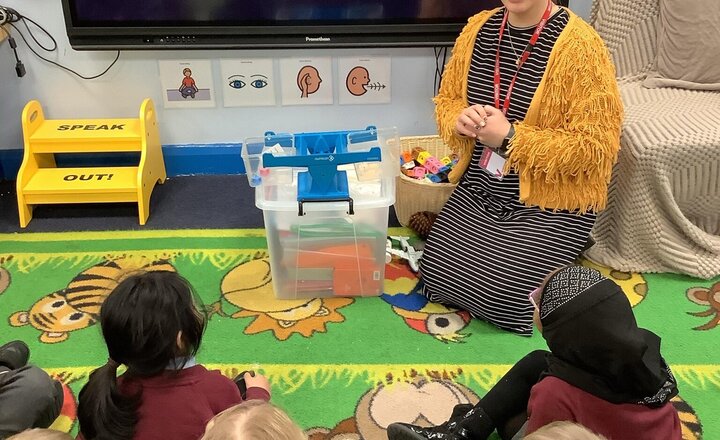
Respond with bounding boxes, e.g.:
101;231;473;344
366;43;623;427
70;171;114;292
0;5;120;79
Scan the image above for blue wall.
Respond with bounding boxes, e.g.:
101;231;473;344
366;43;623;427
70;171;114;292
0;144;245;180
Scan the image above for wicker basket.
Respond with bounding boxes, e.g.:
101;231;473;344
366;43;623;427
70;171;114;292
395;135;458;227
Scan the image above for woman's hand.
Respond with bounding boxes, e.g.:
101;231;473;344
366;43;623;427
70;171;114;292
455;105;512;148
455;104;490;138
477;105;512;149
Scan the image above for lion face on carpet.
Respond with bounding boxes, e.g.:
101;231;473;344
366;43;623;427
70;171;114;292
215;258;354;340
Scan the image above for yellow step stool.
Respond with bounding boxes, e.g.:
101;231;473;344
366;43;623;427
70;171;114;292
16;99;166;227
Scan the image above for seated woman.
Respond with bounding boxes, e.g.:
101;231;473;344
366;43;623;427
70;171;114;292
419;0;623;335
387;266;682;440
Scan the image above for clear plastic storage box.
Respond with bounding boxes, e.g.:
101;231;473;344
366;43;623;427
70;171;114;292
242;127;399;299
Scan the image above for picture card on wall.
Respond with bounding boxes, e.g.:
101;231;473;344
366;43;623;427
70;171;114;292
158;60;216;109
220;58;276;107
280;57;333;106
337;56;391;105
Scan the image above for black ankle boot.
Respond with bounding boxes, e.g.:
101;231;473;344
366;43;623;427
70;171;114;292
386;403;475;440
386;423;471;440
454;406;495;439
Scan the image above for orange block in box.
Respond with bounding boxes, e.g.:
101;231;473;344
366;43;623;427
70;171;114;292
293;243;382;296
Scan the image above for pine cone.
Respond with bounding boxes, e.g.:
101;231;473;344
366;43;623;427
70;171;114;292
408;211;438;239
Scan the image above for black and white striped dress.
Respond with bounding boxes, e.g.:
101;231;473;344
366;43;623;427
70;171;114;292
420;8;597;336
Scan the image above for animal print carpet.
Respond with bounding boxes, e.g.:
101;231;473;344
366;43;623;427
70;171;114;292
0;229;717;439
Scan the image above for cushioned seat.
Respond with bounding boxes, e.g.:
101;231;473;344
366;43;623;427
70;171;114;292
585;0;720;278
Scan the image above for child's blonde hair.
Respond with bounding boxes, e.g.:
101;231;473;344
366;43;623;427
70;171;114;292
201;400;306;440
8;429;73;440
524;421;608;440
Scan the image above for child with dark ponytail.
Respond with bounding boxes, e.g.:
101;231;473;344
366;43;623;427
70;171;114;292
77;271;271;440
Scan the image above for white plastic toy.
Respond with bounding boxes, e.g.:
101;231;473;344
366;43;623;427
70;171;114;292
385;235;423;272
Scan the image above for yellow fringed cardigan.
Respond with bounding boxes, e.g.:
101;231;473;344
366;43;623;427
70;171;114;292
435;7;623;213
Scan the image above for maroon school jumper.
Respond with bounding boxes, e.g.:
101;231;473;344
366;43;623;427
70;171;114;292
526;376;681;439
112;365;269;440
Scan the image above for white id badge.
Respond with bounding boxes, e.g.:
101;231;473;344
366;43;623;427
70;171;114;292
479;147;506;180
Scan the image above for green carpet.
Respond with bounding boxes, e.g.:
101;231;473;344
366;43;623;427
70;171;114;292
0;229;717;440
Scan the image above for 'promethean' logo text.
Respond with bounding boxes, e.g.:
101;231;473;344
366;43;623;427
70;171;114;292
306;36;331;42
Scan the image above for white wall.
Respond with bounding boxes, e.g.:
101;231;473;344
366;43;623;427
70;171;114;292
0;0;593;152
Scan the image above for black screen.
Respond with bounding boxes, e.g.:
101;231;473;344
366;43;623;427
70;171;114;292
62;0;505;49
69;0;490;25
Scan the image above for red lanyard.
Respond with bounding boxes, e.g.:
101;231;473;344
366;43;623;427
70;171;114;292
494;0;553;116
